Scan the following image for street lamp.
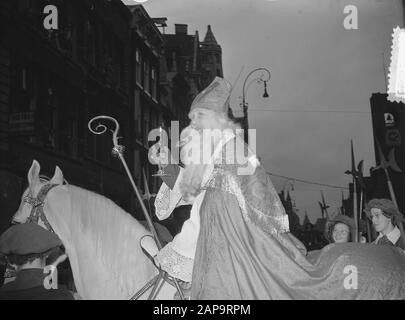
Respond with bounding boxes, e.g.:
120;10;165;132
241;67;271;143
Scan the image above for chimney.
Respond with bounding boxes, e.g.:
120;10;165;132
175;24;188;35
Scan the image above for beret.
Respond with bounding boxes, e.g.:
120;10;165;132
0;223;61;256
364;198;403;222
331;215;356;232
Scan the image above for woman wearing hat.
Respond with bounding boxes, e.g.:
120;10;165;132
0;223;74;300
365;198;405;250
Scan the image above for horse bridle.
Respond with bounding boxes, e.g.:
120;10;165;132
22;184;58;233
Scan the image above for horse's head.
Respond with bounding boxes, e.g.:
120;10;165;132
12;160;64;232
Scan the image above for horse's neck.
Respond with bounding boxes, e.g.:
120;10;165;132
47;186;158;299
64;223;158;299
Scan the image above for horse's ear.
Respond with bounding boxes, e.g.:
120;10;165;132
50;166;64;185
28;160;41;187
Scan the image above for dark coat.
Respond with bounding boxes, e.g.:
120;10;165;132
0;269;74;300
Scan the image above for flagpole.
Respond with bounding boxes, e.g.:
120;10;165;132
348;140;359;243
383;167;405;248
353;175;359;242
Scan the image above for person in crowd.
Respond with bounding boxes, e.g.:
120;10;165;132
0;223;74;300
325;215;355;244
365;198;405;250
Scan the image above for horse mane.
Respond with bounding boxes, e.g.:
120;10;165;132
64;185;154;298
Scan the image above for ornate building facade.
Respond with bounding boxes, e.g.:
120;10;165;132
160;23;224;128
0;1;226;231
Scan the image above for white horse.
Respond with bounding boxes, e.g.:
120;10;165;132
12;160;176;300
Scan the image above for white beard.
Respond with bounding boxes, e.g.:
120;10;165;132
179;126;222;202
179;163;212;202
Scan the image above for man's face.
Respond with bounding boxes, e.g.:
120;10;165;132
371;208;392;233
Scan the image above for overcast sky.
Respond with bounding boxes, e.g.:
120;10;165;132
123;0;404;224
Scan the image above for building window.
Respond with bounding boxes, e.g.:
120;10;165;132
86;18;98;67
151;66;157;100
144;59;150;94
134;90;142;140
135;49;142;86
13;66;35;113
60;117;78;158
115;40;124;88
143;108;150;146
9;64;38;142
